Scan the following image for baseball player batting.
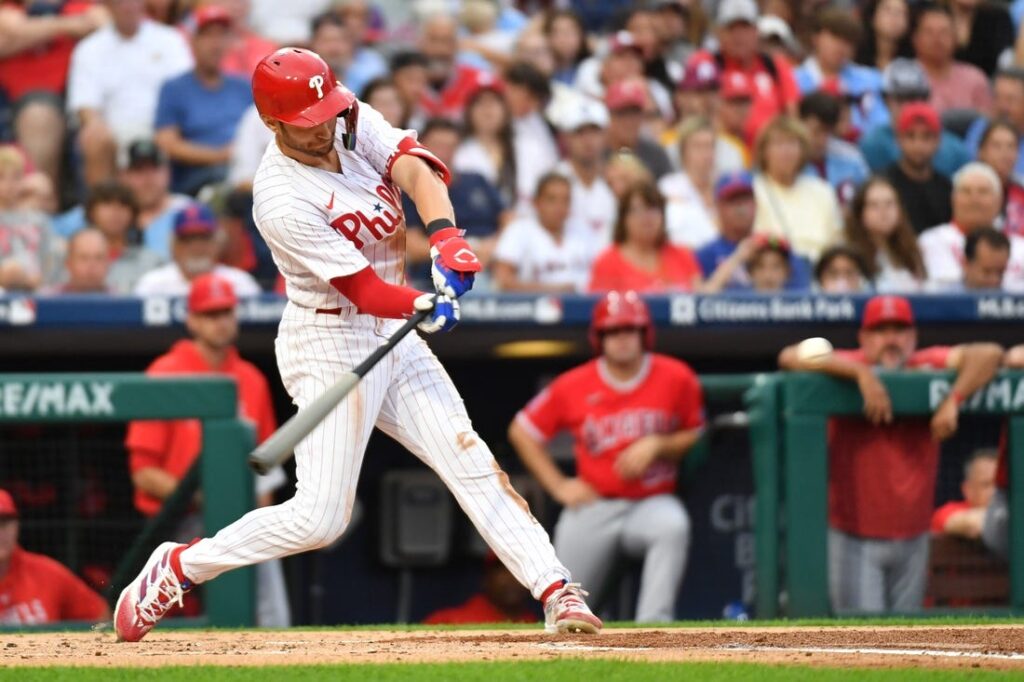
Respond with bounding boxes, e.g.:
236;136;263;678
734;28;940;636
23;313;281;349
114;47;601;641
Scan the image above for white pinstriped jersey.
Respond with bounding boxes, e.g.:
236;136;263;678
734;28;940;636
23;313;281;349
252;102;419;310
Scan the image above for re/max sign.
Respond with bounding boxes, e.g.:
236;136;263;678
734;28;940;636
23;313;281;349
930;377;1024;412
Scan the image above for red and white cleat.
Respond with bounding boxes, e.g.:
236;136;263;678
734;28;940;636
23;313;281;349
543;582;603;634
114;542;192;642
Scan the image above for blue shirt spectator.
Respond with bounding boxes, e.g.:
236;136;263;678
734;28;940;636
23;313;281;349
697;237;812;291
153;7;252;195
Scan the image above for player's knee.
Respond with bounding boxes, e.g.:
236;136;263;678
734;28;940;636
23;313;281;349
653;502;691;546
292;507;351;550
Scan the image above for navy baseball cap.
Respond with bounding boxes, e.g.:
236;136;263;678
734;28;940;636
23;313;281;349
174;203;217;237
715;171;754;201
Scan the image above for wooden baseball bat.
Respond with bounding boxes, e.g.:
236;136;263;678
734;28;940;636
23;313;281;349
248;310;429;474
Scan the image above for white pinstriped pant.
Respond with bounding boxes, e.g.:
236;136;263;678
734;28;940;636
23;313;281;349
180;303;570;599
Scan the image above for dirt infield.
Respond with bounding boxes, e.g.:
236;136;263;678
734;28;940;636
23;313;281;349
4;625;1024;670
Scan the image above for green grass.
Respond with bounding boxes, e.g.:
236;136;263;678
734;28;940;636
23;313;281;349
5;661;1023;682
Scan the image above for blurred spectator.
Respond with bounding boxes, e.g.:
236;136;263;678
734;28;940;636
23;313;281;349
423;552;534;625
885;102;952;234
778;296;1003;614
855;0;913;71
795;8;888;136
573;30;672;118
659;117;719;249
45;228;110;294
604;150;654;202
389;51;430;130
454;82;518;207
134;202;259;297
144;0;180;24
932;449;999;539
673;60;720;122
656;1;704;65
963;70;1024;177
975;120;1024;236
85;179;163;294
457;0;517;73
686;0;800;143
920;162;1024;291
67;0;193;187
747;235;793;293
752;116;842;261
910;3;991;115
0;489;108;624
218;190;275;290
0;145;59;292
154;6;252;196
844;176;926;292
544;9;590;85
310;11;384;99
248;0;331;45
799;91;870;204
589;183;702;293
963;227;1011;290
509;291;703;623
124;273;289;627
16;171;57;215
492;173;593;293
605;79;673;179
228;105;273;191
860;58;971;176
551;95;616;245
701;170;810;292
0;1;106;190
949;0;1014;77
418;13;484;120
815;244;870;293
510;25;555;79
504;62;559;211
121;140;191;260
714;72;754;167
360;78;407;129
663;99;746;187
207;0;277;78
623;6;680;93
758;15;803;65
403;118;505;286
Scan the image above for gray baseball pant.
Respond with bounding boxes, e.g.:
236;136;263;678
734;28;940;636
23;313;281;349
982;490;1009;561
828;528;929;614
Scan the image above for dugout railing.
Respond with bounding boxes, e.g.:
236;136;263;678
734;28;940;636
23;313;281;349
746;371;1024;618
0;374;255;630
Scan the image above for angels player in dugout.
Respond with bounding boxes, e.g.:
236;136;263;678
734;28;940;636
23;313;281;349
510;291;705;622
114;47;602;641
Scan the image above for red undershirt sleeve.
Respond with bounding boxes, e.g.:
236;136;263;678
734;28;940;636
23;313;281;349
331;266;422;319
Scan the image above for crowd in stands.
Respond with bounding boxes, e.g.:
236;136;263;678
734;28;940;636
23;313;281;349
4;0;1024;299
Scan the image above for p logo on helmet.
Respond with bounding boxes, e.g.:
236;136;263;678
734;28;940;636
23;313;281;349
309;75;325;99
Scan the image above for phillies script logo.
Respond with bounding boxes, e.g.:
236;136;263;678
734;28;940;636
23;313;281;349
581;409;678;455
329;184;404;249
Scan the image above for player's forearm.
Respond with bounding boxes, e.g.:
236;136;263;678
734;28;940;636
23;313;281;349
943;508;985;539
400;157;455;227
0;14;81;57
655;428;703;463
331;266;421;318
508;420;568;496
948;343;1004;401
131;466;180;501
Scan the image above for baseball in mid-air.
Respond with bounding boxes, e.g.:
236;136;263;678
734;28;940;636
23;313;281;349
796;337;834;365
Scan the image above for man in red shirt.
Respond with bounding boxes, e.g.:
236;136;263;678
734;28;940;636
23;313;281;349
509;291;704;622
0;488;108;624
779;295;1003;613
931;449;998;538
686;0;799;145
124;272;290;626
423;552;535;625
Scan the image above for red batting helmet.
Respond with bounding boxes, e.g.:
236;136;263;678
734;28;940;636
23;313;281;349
589;290;654;354
252;48;356;128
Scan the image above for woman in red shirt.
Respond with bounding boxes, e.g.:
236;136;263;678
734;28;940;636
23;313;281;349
588;183;703;292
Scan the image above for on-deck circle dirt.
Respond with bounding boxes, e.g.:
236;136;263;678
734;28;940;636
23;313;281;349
4;626;1024;670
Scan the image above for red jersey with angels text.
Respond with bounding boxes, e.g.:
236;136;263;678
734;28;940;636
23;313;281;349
829;346;952;539
516;354;705;499
0;546;107;624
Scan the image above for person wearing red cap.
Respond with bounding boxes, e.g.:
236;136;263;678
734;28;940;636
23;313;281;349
0;489;108;624
510;291;705;623
779;297;1003;614
124;273;290;626
423;552;535;625
116;45;601;641
884;101;952;234
604;78;673;179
